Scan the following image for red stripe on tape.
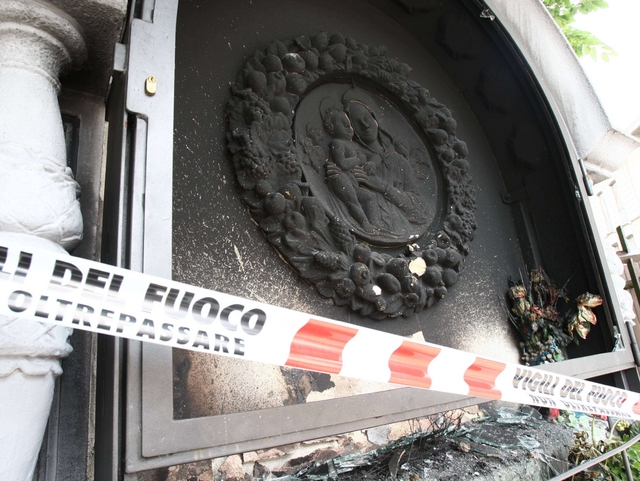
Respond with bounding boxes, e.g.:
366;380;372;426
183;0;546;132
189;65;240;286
285;319;358;374
464;358;506;399
388;341;441;389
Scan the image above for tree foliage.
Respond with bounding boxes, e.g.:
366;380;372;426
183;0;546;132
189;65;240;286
542;0;617;61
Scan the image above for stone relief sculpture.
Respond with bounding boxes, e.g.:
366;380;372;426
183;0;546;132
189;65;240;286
226;32;476;319
338;89;431;243
321;99;377;234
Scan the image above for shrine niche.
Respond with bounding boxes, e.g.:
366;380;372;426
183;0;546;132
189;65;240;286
115;0;630;473
226;33;476;320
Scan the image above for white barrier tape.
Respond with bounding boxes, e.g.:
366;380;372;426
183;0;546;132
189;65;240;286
1;238;639;420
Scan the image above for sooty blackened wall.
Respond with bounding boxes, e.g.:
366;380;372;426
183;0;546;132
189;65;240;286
170;0;609;419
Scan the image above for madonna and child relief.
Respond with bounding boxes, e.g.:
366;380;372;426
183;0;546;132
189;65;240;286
296;84;439;247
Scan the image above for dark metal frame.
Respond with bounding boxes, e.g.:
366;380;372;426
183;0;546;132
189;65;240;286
615;226;640;366
96;0;640;476
36;91;106;481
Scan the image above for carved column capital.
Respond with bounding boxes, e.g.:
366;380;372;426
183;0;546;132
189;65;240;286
0;0;87;90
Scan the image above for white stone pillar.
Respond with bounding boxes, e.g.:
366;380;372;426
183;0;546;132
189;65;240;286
0;1;86;479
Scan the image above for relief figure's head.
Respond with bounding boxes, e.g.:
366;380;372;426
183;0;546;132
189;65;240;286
346;101;379;146
323;108;354;141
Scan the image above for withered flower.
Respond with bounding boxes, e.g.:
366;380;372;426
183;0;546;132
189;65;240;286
547;285;563;306
511;297;531;317
525;312;538;323
578;306;598;326
531;268;543;285
505;267;602;366
543;306;560;322
566;293;601;341
509;283;527;300
576;293;603;309
567;313;591;340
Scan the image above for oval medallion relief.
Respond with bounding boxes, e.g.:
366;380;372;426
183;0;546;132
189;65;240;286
226;33;476;320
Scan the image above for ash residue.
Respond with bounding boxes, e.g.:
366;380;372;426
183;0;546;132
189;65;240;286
294;403;574;481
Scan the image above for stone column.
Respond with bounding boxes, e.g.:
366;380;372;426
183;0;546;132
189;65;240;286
0;1;86;479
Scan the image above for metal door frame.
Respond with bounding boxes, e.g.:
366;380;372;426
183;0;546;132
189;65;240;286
104;0;640;474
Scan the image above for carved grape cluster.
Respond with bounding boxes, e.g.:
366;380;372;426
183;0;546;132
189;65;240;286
225;33;476;319
231;133;270;180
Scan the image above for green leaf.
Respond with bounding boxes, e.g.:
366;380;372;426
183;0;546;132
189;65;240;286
544;0;615;60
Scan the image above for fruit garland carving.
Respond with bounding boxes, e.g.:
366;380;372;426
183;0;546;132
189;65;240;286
226;33;476;319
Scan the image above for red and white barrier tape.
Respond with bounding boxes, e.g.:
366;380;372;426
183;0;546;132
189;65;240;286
1;238;639;420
